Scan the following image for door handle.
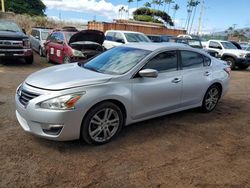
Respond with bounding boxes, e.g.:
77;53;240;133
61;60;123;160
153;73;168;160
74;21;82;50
172;78;182;83
204;71;211;76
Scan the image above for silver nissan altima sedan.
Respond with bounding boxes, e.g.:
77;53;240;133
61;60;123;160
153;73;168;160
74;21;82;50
15;43;230;145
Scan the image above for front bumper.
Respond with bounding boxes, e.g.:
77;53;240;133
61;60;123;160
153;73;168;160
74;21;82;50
0;48;33;57
236;57;250;66
15;89;84;141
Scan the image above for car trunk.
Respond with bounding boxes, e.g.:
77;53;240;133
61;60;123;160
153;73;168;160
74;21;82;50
68;30;105;59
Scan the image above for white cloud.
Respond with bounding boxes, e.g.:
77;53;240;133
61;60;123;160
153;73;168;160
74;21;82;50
42;0;134;20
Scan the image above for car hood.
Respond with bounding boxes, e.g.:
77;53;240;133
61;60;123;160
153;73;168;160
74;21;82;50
25;63;112;90
0;31;28;40
68;30;105;45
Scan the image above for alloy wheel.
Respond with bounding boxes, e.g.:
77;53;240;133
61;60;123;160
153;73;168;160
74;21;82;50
88;108;120;143
205;87;219;111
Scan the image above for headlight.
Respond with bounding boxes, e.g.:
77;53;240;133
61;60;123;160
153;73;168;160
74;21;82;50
40;93;84;110
17;84;23;96
72;49;85;57
23;39;31;48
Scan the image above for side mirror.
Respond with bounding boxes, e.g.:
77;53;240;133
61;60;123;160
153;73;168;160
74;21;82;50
139;69;158;78
116;39;125;44
22;28;26;34
217;46;222;50
35;35;40;40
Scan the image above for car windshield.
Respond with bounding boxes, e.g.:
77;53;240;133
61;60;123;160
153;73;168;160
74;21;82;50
41;31;49;40
187;40;202;48
0;21;21;32
82;46;151;75
221;42;238;49
124;33;151;42
64;32;76;43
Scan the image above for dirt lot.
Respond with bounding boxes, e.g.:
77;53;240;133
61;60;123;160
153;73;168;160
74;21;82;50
0;53;250;188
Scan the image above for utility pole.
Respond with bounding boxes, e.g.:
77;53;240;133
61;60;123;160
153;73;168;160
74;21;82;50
197;0;204;35
1;0;5;12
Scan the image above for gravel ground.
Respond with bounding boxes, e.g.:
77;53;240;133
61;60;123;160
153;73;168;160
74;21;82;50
0;53;250;188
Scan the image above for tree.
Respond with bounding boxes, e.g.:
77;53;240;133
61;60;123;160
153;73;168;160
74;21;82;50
136;0;142;8
127;0;133;18
172;4;179;27
4;0;46;16
185;0;200;34
133;7;174;26
189;0;200;33
144;2;151;8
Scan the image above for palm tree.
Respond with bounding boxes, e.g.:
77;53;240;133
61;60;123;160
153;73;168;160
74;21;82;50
163;0;174;13
156;0;163;10
127;0;133;18
189;0;200;33
185;0;199;33
136;0;142;8
144;2;151;8
172;4;180;27
151;0;158;9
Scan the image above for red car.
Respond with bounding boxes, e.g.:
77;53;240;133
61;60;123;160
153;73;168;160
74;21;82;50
44;29;105;64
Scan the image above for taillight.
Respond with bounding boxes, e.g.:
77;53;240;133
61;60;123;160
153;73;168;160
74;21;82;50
224;67;231;75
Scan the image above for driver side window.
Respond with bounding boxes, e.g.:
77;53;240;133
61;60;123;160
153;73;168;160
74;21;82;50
143;51;178;73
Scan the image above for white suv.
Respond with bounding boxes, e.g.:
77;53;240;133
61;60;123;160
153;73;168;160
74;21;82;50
204;40;250;69
103;30;151;50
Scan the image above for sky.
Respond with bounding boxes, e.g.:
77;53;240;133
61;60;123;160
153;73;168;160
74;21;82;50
42;0;250;34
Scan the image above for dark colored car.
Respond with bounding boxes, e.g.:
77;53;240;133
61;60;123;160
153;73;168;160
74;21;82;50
0;19;33;64
147;34;174;42
170;37;219;58
45;29;105;64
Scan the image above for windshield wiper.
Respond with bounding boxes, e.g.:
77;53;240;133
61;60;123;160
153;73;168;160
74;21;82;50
83;65;101;73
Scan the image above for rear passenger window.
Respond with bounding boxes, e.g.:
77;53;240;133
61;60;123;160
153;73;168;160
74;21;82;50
181;51;203;69
143;51;177;72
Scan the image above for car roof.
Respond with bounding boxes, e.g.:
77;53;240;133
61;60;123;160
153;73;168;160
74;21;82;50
123;42;191;51
209;40;229;43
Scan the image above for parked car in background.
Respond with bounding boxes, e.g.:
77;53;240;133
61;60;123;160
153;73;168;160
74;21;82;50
44;29;105;64
0;19;33;64
147;34;174;42
169;37;219;58
16;43;230;145
30;27;52;57
204;40;250;69
242;45;250;51
103;30;151;50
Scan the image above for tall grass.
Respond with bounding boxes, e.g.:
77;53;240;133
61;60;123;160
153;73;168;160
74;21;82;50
0;12;86;33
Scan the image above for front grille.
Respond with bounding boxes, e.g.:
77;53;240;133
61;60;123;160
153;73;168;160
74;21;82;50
246;54;250;58
19;89;40;106
0;40;23;49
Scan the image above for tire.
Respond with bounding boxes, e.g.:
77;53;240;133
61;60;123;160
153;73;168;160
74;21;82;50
46;52;51;63
201;85;221;113
224;57;236;70
39;47;44;57
63;56;71;64
81;102;124;145
238;65;249;70
24;55;33;64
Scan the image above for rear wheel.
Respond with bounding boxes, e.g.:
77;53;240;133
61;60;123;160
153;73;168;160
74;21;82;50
224;57;236;70
39;47;44;57
46;52;51;63
81;102;124;145
202;85;221;113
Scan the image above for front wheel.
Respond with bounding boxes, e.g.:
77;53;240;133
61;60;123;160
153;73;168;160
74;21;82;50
201;85;221;113
39;47;44;57
81;102;124;145
224;57;236;70
24;55;33;64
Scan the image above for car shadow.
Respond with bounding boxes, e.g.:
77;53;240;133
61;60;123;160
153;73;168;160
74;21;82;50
32;106;222;153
